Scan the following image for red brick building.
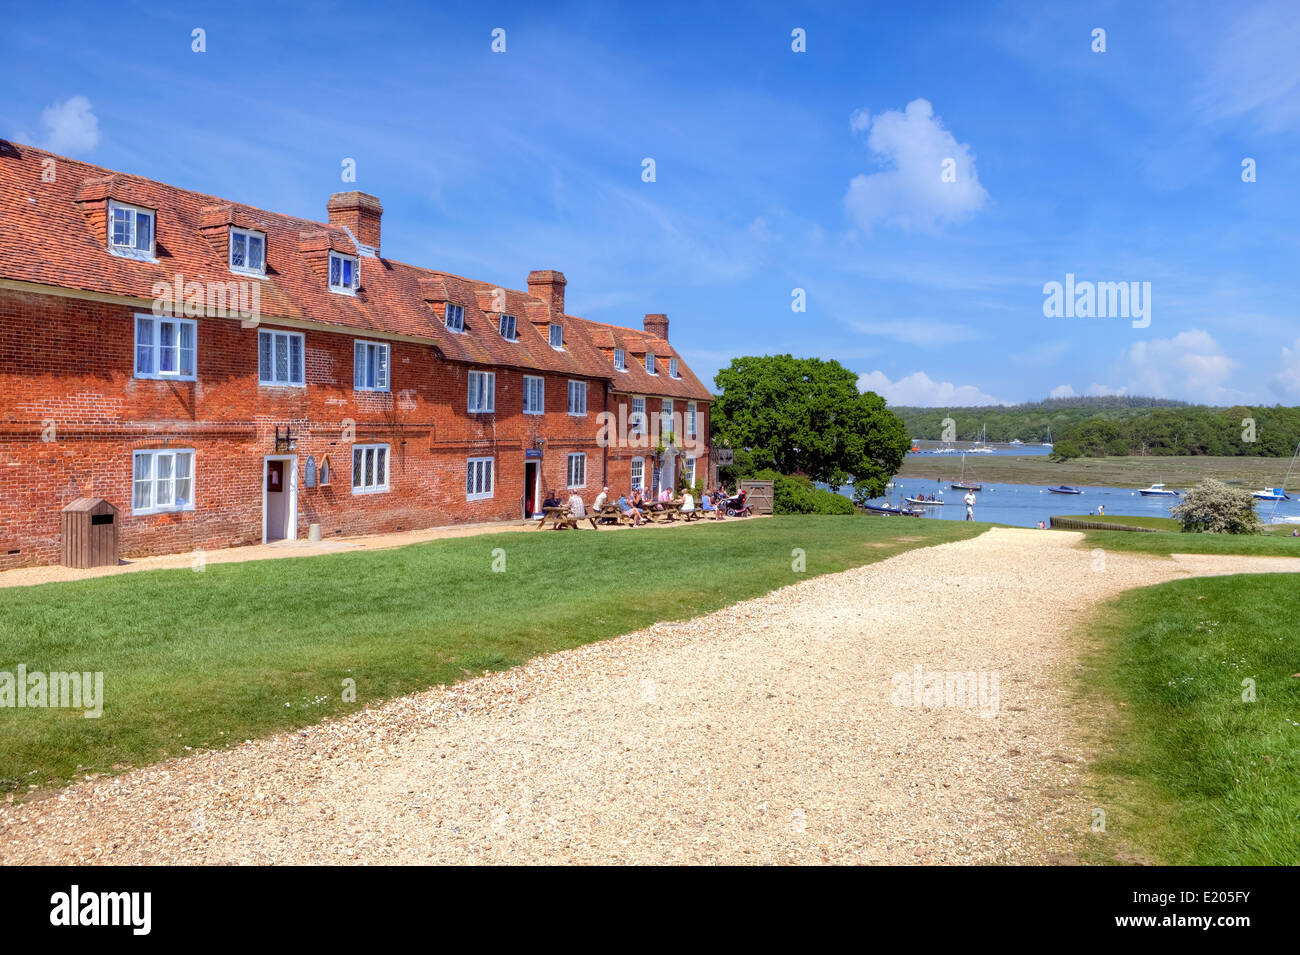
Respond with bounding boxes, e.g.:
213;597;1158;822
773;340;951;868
0;141;712;568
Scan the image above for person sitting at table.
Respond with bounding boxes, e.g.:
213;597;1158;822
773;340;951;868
567;490;586;518
701;491;718;519
679;489;696;514
542;489;561;509
631;488;647;511
658;486;672;504
617;493;643;527
593;486;609;512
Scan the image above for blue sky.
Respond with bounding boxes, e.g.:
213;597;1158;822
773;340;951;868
3;0;1298;406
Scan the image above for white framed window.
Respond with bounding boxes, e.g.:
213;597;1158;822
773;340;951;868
683;456;696;487
468;370;495;413
631;395;646;437
614;348;626;371
661;398;674;436
630;456;645;491
134;314;196;380
549;323;563;349
353;340;390;391
523;375;545;415
329;251;360;293
466;456;494;501
108;200;155;260
351;443;389;494
670;357;679;378
258;330;304;386
687;401;697;439
445;303;466;333
567;380;587;416
567;452;586;489
499;314;518;341
645;353;656;375
229;227;266;275
132;449;195;515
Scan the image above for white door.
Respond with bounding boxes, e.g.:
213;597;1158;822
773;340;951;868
263;456;298;543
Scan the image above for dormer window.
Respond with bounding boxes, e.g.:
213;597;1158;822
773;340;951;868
108;200;155;260
549;324;563;349
329;251;359;294
229;227;266;275
498;314;517;341
614;348;626;371
445;303;466;333
670;357;679;378
645;353;657;375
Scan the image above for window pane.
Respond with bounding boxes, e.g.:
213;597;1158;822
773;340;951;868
376;346;388;388
132;454;152;509
331;256;342;287
156;454;174;506
231;232;246;268
112;207;132;247
484;460;492;493
290;335;303;383
275;334;288;382
466;461;474;495
135;317;154;375
353;448;363;488
179;322;195;376
249;235;264;270
375;448;386;487
354;342;364;389
135;211;152;252
159;322;177;373
364;448;375;487
259;332;272;381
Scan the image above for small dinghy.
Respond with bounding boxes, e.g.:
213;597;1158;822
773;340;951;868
904;497;945;507
1048;485;1082;495
862;503;919;516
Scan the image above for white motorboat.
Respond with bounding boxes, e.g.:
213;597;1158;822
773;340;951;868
1139;483;1180;497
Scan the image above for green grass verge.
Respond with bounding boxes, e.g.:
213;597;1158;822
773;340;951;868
0;516;981;795
1081;525;1300;557
1080;574;1300;865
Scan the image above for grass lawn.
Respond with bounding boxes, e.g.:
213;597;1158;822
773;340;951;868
0;515;981;796
1081;524;1300;557
1079;574;1300;865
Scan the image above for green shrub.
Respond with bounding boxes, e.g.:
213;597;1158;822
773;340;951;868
1170;479;1261;534
752;469;854;515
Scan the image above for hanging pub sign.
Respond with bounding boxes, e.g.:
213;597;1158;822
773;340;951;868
717;449;734;466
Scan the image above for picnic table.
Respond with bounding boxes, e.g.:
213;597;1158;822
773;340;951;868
535;505;580;530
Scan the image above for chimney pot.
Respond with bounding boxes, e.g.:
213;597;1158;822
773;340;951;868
327;191;383;252
643;313;669;341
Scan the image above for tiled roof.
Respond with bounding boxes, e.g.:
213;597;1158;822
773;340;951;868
0;140;712;401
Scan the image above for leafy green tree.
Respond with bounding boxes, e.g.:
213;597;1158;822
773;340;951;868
1050;439;1083;461
1171;480;1261;534
712;355;908;495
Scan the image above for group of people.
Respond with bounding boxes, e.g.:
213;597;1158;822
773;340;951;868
541;483;737;528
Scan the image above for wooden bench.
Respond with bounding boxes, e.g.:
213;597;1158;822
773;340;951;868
535;505;580;530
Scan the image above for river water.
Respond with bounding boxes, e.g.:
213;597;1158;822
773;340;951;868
845;479;1300;528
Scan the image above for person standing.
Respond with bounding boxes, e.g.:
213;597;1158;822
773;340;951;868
963;490;976;521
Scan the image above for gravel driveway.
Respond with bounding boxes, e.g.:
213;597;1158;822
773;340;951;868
3;527;1297;864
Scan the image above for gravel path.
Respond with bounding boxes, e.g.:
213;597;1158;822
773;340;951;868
3;528;1297;865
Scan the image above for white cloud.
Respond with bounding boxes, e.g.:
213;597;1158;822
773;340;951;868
39;96;100;155
1048;384;1076;399
1113;330;1238;401
858;370;1004;407
1270;337;1300;400
844;98;988;232
1086;383;1128;397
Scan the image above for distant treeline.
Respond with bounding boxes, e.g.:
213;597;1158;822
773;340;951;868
894;398;1300;457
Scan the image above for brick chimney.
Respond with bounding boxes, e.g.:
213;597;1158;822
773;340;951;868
327;192;383;252
527;270;566;315
643;313;669;341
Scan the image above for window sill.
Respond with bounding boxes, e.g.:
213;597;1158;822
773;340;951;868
134;503;195;517
354;387;390;394
466;493;494;502
230;267;267;279
329;286;359;296
468;408;496;415
109;247;158;263
351;486;390;495
258;381;307;389
135;373;197;382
